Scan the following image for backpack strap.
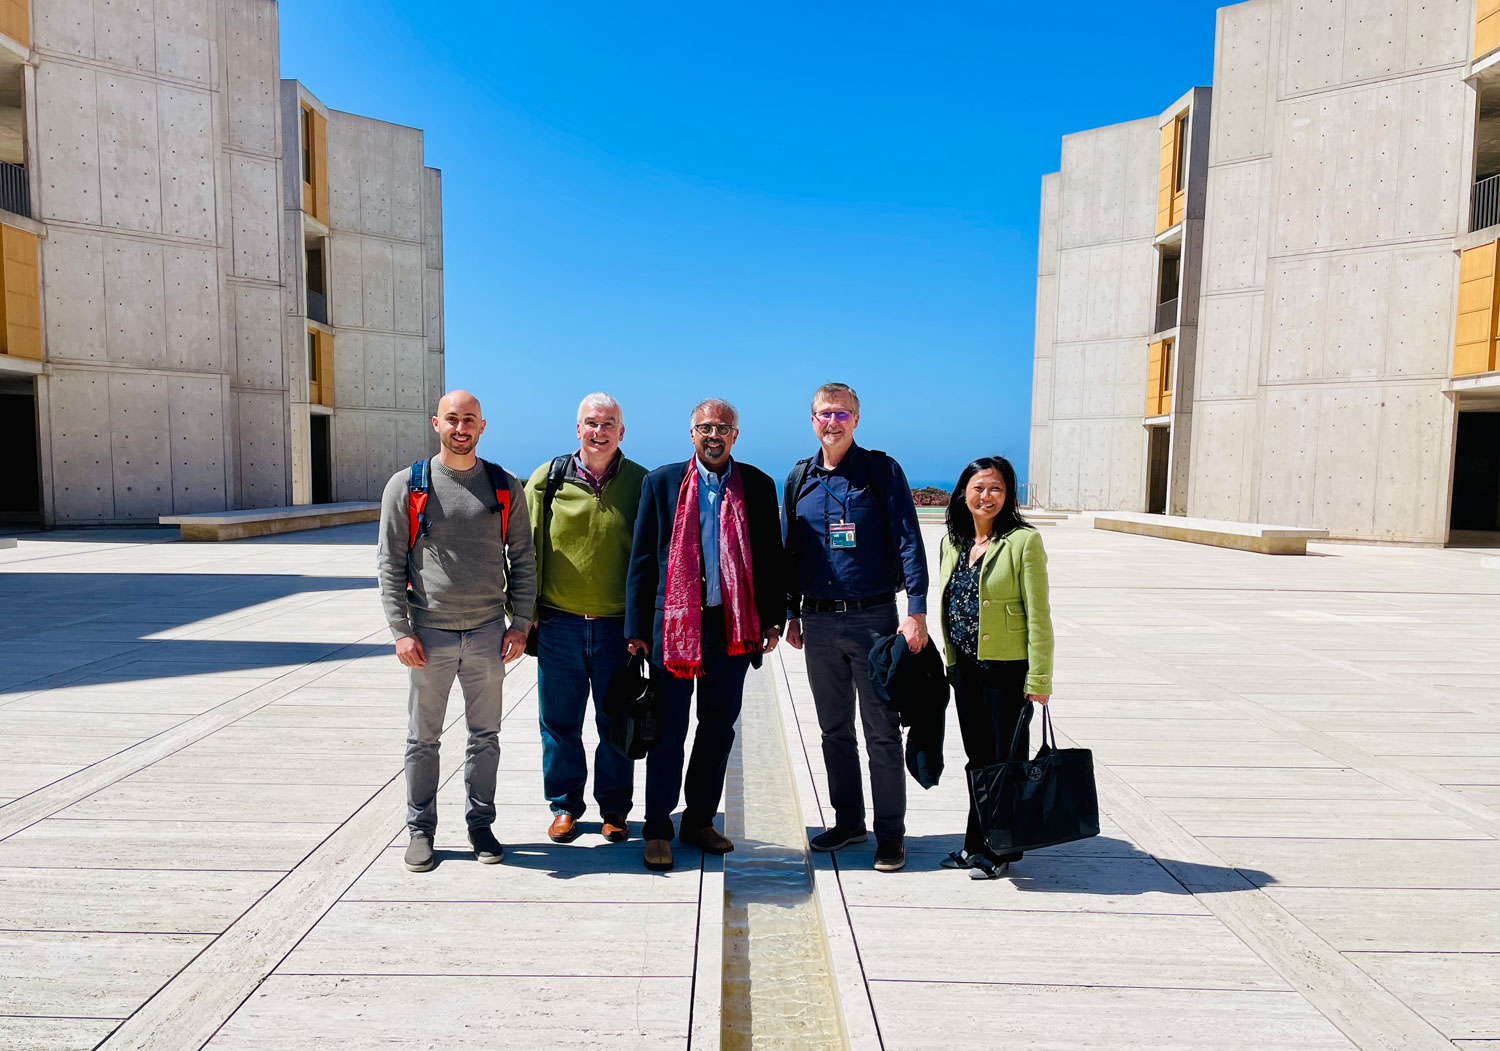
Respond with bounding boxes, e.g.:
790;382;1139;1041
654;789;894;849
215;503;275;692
542;454;571;526
481;459;513;544
407;459;431;550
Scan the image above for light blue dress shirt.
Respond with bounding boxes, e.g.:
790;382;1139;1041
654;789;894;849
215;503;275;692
696;457;731;606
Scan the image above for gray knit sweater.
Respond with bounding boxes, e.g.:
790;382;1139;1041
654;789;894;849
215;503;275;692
377;457;537;640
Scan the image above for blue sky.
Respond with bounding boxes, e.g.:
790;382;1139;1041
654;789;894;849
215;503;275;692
280;2;1219;489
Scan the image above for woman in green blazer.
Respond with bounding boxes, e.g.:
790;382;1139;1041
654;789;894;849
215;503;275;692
936;456;1053;879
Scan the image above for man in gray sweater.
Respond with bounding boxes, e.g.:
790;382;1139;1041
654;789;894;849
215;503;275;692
377;389;538;872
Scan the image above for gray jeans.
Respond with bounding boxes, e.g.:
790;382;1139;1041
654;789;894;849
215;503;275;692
405;620;506;836
802;602;906;841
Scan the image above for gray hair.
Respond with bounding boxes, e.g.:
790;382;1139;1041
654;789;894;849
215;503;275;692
690;398;739;428
577;392;622;424
810;382;859;414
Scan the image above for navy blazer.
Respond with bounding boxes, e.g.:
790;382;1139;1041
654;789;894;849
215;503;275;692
624;458;786;669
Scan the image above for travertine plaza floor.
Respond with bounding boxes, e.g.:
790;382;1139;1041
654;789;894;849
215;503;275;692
0;517;1496;1050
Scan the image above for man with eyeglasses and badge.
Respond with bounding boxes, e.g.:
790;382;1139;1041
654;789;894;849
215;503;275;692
625;398;785;872
783;382;928;873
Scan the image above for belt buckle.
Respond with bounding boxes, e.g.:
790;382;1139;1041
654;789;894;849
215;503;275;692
832;599;848;614
583;614;598;621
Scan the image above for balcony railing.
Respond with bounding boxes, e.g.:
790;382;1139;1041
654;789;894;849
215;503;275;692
0;162;29;218
1473;173;1500;233
1155;298;1179;333
306;289;328;325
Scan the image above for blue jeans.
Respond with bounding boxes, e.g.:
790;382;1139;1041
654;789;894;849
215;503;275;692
644;614;751;842
537;612;635;818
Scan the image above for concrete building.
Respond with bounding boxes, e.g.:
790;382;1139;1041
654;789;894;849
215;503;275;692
0;1;441;528
1031;0;1500;544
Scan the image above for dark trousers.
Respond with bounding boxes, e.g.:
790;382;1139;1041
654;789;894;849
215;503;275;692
952;653;1031;859
536;611;635;818
803;602;905;842
643;614;751;841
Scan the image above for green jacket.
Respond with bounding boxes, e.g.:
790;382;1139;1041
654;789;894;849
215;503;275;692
937;525;1053;696
525;454;647;618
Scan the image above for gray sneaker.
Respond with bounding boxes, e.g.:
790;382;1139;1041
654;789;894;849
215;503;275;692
468;826;504;865
404;832;435;872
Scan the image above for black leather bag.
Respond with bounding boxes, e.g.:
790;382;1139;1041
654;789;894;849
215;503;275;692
967;706;1100;855
602;652;661;760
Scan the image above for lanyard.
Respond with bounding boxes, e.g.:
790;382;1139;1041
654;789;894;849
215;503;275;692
816;476;849;522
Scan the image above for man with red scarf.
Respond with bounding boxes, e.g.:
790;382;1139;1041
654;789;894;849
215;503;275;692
625;398;785;872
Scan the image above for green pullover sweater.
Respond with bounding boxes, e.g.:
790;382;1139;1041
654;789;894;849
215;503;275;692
525;454;647;618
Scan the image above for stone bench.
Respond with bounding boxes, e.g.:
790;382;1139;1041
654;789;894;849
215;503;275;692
0;538;15;550
160;502;380;541
1093;512;1327;555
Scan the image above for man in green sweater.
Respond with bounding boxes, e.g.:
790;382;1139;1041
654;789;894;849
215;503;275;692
526;392;648;845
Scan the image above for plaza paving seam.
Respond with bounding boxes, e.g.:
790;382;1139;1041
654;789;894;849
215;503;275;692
720;663;847;1050
1084;759;1459;1050
1058;616;1500;840
0;630;395;842
94;669;538;1051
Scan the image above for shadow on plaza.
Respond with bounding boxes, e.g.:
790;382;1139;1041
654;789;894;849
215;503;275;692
828;830;1275;894
0;569;388;689
425;829;715;877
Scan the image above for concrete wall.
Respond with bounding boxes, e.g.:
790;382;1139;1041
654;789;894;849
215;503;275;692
34;0;291;523
1030;118;1161;511
323;109;438;500
1190;0;1468;541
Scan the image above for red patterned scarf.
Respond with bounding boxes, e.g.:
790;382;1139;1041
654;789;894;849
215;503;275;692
662;461;761;678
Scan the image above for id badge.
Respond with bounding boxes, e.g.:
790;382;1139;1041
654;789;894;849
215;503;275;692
829;521;857;549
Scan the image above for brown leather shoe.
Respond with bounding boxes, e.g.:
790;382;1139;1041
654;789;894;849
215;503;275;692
644;838;674;871
547;812;581;843
601;813;630;843
680;825;735;855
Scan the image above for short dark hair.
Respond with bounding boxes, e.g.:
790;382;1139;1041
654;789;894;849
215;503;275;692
946;456;1030;545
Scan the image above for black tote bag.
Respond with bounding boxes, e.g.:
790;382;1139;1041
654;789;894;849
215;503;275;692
967;706;1100;855
602;652;662;761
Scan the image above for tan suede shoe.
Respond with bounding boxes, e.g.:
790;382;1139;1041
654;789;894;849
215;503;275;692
643;838;674;871
680;825;734;855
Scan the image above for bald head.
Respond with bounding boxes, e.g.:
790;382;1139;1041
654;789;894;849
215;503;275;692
431;389;485;464
437;389;482;417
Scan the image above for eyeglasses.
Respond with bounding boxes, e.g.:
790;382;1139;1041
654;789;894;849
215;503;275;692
693;423;735;437
814;410;854;422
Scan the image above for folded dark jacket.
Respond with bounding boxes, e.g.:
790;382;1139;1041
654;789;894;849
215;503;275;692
867;632;949;789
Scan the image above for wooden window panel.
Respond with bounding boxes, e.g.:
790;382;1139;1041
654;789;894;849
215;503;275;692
1455;242;1500;376
312;110;329;223
0;0;28;47
1156;123;1175;234
1146;341;1164;416
1478;0;1500;59
317;332;335;406
1;225;41;359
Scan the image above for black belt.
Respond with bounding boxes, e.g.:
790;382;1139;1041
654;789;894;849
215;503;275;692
801;594;894;614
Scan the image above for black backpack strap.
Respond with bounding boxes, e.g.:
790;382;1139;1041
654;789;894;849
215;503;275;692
542;454;571;524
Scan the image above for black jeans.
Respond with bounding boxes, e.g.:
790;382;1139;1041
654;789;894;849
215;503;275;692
951;652;1031;859
643;614;751;842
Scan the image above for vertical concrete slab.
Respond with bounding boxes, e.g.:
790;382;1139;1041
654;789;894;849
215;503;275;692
390;129;423;242
1257;388;1321;526
156;0;214;84
326;116;362;232
422;168;443;271
1203;162;1272;294
1384;249;1454;377
223;0;279;155
230;155;281;281
104;238;167;367
234;285;283;389
1404;0;1469;70
157;84;217;240
1038;173;1061;277
330;235;363;328
42;230;108;364
363;333;396;409
34;0;96;57
1373;384;1446;540
1211;0;1277;165
391;242;423;334
1324;252;1391;379
358;120;395;237
235;390;287;508
96;0;158;72
395;338;424;411
1341;0;1405;82
97;72;163;234
423;268;443;350
1187;401;1257;521
1394;76;1466;239
1330;86;1402;246
360;238;395;331
333;411;367;500
1197;293;1264;400
1312;386;1381;535
164;246;219;371
333;331;365;408
48;370;115;522
1266;257;1328;382
1282;0;1346;96
35;61;103;225
108;372;172;519
424;353;443;420
168;374;228;513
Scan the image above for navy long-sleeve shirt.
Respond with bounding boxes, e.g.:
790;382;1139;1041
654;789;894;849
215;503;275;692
783;443;928;618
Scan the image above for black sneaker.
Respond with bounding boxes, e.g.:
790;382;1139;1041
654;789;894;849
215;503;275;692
809;826;869;852
873;839;906;872
404;832;434;872
468;826;504;865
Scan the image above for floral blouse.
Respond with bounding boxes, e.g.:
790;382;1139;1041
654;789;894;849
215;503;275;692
943;540;983;660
